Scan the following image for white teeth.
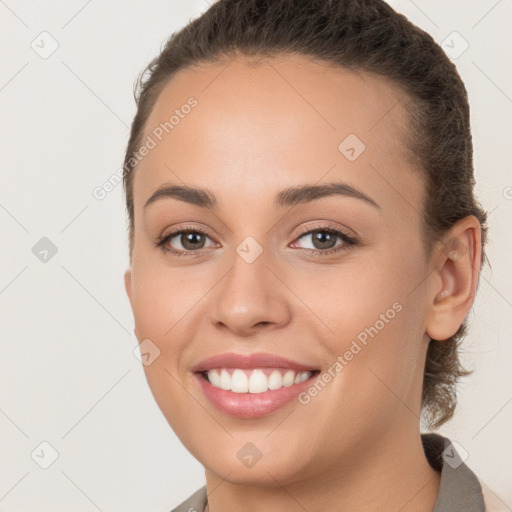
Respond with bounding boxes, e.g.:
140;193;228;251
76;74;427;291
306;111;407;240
205;368;313;394
208;369;221;388
248;369;267;393
282;370;295;387
219;369;231;390
268;370;283;390
231;369;248;393
295;372;309;384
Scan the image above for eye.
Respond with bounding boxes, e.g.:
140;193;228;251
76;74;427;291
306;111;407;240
155;228;216;256
290;226;357;255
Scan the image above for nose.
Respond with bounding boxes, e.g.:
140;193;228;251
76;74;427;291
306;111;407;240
208;249;292;337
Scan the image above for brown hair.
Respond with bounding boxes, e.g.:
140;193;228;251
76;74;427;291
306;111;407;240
122;0;488;429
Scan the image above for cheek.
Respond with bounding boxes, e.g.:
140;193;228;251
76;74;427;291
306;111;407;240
130;263;205;343
288;256;405;341
300;249;426;406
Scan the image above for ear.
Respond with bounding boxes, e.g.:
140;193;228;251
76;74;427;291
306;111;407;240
425;215;482;341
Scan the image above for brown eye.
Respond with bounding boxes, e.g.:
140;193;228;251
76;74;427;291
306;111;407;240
176;231;207;251
308;230;338;250
156;229;216;255
291;226;358;256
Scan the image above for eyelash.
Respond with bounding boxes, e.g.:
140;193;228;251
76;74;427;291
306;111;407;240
154;224;358;258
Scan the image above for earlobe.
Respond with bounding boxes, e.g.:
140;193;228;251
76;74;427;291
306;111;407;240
425;216;482;341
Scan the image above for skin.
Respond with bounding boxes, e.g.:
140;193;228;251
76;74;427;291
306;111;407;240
124;54;482;512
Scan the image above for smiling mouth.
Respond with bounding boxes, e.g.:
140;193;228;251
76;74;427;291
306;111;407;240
199;367;321;394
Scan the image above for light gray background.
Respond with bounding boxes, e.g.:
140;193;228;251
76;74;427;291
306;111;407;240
0;0;511;510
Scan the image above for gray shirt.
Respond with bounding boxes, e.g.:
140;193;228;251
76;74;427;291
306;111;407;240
170;433;502;511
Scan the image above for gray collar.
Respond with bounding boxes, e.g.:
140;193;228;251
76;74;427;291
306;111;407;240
423;433;485;512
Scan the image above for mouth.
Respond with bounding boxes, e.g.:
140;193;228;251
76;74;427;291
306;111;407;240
198;367;319;393
194;367;321;418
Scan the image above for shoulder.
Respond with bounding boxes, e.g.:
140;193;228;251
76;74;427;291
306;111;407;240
478;478;510;512
169;485;207;512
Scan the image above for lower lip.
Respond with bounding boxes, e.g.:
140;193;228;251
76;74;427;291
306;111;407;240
194;372;318;419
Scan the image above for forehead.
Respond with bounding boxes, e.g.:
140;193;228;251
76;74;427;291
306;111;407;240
133;54;423;220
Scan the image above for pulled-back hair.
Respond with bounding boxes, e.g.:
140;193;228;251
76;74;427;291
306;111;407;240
122;0;489;429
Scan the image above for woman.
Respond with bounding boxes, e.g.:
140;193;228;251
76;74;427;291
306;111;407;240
122;0;498;510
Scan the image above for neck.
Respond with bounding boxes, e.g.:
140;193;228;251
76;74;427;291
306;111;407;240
203;424;441;512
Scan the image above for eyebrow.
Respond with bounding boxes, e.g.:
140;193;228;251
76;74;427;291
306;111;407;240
143;181;380;210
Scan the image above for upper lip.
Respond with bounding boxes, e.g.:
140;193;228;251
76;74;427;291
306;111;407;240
191;352;320;373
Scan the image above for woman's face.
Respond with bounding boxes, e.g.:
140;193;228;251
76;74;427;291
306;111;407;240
125;55;435;484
